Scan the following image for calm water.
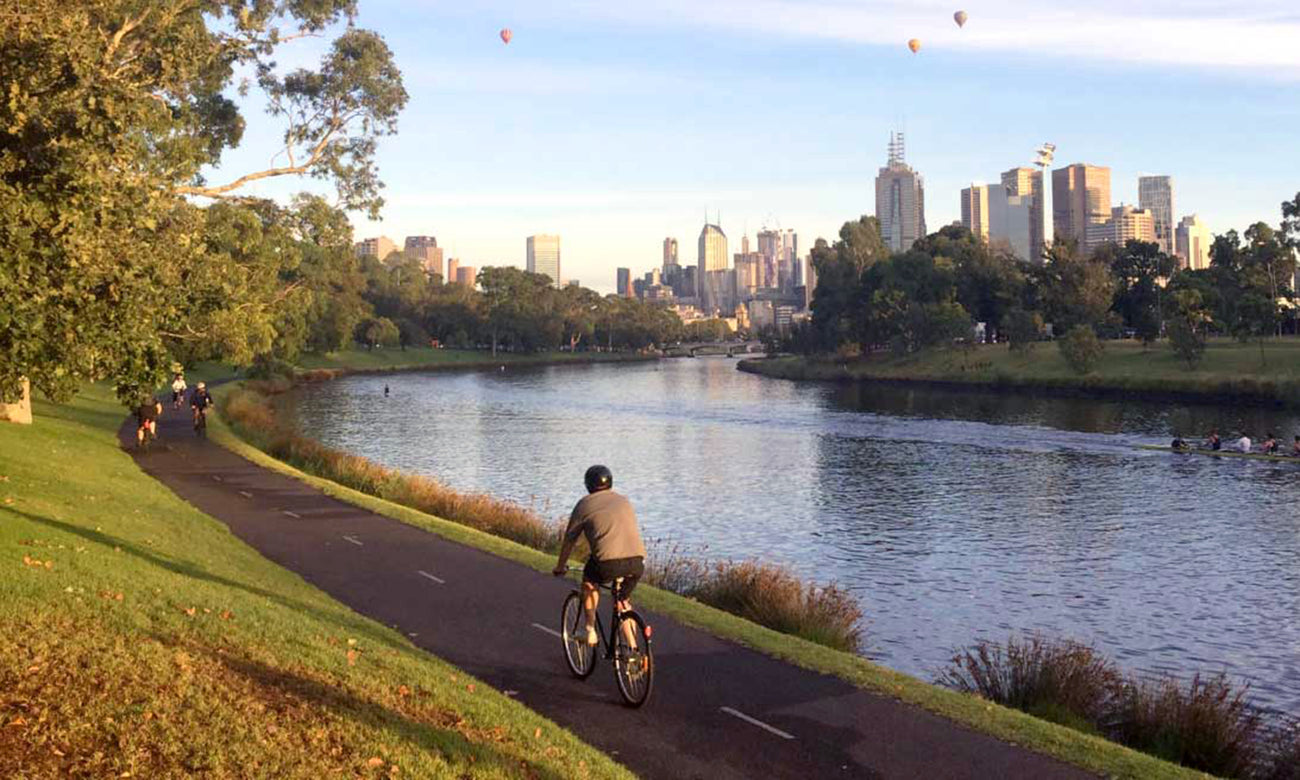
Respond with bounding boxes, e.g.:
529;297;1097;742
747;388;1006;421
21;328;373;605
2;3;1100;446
290;358;1300;714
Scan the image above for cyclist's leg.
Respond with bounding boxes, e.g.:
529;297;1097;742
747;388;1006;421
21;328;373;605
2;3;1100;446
580;558;602;640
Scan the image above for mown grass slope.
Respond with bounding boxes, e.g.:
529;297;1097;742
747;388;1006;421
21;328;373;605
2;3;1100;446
0;385;631;779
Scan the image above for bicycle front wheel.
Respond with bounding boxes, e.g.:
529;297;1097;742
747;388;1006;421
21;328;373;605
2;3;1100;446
561;591;596;679
613;611;653;708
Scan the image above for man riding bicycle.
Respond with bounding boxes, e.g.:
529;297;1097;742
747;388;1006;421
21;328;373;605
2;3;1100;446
135;397;162;448
190;382;213;431
553;465;646;646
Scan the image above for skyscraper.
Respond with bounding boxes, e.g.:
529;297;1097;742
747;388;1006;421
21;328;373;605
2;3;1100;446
404;236;443;275
616;267;633;297
1052;164;1111;247
804;253;818;309
1001;167;1045;262
875;133;926;253
1138;176;1176;256
697;220;728;307
1176;215;1212;270
454;265;477;288
756;229;780;289
989;189;1032;261
663;237;679;273
355;236;396;260
526;234;561;286
960;185;991;240
1085;205;1156;252
780;229;798;292
446;257;459;286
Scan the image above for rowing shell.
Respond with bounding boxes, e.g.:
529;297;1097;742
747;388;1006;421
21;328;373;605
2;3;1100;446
1139;444;1300;464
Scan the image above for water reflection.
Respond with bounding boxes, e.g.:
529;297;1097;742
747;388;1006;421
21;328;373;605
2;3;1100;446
290;358;1300;714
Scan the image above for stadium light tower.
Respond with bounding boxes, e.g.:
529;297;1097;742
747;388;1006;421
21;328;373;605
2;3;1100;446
1034;143;1056;256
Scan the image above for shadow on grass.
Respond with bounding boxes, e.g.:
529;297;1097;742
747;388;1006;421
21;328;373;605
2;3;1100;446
8;507;413;656
168;636;576;780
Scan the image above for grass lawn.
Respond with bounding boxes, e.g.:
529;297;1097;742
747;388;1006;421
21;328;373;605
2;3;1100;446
294;347;651;373
210;393;1213;780
745;338;1300;403
0;385;631;779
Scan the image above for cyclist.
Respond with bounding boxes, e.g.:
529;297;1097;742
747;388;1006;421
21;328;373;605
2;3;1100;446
553;465;646;647
135;397;162;448
190;381;213;432
170;373;187;408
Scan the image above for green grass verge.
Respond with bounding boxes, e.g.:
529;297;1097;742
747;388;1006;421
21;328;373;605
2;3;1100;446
0;384;632;779
207;396;1212;780
293;347;653;373
741;338;1300;406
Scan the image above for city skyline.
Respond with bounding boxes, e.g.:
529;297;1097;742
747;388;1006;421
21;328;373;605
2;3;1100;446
210;2;1300;293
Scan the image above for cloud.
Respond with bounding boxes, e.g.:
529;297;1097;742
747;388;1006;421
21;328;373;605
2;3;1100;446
568;0;1300;75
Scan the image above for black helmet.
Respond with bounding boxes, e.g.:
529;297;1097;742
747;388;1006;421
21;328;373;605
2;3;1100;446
584;465;613;493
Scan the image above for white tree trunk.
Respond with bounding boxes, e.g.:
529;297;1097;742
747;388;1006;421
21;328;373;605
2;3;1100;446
0;378;32;425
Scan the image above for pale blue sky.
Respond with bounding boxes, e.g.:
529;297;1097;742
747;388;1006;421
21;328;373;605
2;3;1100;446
213;0;1300;292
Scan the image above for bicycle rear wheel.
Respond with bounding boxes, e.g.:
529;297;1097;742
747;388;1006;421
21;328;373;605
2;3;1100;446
613;611;653;707
561;591;596;679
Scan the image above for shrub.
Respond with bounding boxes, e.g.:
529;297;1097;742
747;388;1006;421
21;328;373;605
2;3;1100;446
1002;308;1043;354
1257;720;1300;780
1167;317;1206;370
938;635;1121;731
1109;674;1261;778
1058;325;1103;375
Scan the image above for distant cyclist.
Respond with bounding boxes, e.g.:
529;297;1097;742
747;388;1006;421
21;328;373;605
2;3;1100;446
553;465;647;646
190;382;213;433
171;373;187;408
135;397;162;448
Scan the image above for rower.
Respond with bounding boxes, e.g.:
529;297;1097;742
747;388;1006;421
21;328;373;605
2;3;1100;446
1204;429;1221;451
1235;432;1252;453
1261;432;1279;455
1293;436;1300;457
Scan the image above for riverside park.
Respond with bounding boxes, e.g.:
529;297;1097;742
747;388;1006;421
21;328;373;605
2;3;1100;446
5;2;1300;779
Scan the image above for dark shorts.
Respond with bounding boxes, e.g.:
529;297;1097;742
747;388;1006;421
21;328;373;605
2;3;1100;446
583;556;644;598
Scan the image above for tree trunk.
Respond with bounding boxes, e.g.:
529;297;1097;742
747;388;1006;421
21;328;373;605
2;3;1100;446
0;378;33;425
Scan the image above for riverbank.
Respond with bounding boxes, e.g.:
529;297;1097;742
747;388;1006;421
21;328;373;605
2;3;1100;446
0;384;630;778
209;367;1207;778
740;338;1300;407
291;346;655;378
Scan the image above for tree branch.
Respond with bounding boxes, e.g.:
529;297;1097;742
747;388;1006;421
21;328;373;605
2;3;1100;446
178;108;348;198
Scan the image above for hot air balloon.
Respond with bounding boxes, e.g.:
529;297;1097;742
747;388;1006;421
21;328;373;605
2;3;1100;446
954;10;968;28
500;28;512;45
908;38;921;54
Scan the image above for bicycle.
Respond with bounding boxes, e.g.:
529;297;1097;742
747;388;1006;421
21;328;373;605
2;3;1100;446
192;405;208;437
558;569;654;707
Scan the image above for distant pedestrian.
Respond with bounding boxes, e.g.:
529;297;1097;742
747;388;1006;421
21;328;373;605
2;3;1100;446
384;384;390;398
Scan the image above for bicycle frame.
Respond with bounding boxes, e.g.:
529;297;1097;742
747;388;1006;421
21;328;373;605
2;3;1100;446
587;579;634;661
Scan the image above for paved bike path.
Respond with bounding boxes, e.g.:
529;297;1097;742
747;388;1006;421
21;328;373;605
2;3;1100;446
126;409;1094;780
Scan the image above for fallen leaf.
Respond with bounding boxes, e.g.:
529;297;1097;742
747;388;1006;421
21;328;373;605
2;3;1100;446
346;649;358;667
51;747;65;756
219;610;233;620
466;684;475;693
366;757;384;768
3;497;13;505
397;685;410;697
183;607;196;617
8;717;27;727
534;728;541;739
389;766;400;776
347;638;357;646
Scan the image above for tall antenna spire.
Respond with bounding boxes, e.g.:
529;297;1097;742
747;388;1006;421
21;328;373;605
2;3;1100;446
888;132;906;167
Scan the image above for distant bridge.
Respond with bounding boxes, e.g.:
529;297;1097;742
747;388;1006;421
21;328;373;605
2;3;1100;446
662;340;764;358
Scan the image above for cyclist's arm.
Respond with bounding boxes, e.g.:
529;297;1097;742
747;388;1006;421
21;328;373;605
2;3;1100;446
552;514;585;575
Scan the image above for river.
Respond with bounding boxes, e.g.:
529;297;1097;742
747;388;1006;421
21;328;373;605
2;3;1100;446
288;357;1300;714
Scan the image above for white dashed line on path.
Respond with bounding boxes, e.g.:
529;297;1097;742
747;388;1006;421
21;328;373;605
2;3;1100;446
282;510;301;519
212;475;223;482
342;535;363;546
719;707;796;740
530;622;563;639
238;490;253;498
417;570;445;585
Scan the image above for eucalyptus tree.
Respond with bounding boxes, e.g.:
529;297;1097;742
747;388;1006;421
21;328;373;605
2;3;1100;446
0;0;406;410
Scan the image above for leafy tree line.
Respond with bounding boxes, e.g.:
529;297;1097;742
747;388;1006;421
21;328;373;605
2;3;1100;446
788;194;1300;369
0;2;687;417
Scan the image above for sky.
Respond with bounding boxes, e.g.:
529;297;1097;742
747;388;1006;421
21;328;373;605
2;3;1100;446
212;0;1300;292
